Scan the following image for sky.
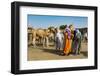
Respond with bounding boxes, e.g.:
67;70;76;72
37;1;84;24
28;15;88;29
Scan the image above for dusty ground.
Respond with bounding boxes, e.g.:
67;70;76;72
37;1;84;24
28;42;88;61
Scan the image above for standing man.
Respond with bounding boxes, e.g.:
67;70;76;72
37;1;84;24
72;29;82;55
55;28;64;51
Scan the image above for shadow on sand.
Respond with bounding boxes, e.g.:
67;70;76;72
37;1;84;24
41;48;88;57
80;51;88;57
42;48;63;56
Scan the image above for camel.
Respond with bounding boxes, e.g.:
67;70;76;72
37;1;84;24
28;27;34;46
83;32;88;42
31;28;51;47
48;27;56;42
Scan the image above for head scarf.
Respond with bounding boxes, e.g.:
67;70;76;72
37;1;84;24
69;24;75;32
65;27;71;39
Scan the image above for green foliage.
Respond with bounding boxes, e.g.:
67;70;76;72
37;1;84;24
59;25;66;29
48;26;55;29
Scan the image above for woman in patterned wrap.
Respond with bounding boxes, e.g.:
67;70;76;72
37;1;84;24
62;25;74;56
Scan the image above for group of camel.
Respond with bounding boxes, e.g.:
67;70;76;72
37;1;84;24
28;27;56;47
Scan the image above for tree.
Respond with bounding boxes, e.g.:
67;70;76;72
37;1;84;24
59;25;66;30
48;26;55;29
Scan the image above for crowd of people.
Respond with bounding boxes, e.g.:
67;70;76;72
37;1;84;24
55;25;82;56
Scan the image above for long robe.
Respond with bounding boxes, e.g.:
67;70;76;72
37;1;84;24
55;31;64;50
72;30;82;54
63;31;72;55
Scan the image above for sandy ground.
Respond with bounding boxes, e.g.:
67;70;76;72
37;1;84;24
28;42;88;61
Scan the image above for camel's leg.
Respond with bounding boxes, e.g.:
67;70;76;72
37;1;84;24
38;37;40;44
46;37;49;47
40;38;42;44
33;38;36;47
42;38;45;47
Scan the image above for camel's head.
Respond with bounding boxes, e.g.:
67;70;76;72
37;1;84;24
44;29;51;36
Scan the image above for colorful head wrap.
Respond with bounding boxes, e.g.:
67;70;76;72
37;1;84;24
65;27;71;39
69;24;75;32
75;29;79;33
